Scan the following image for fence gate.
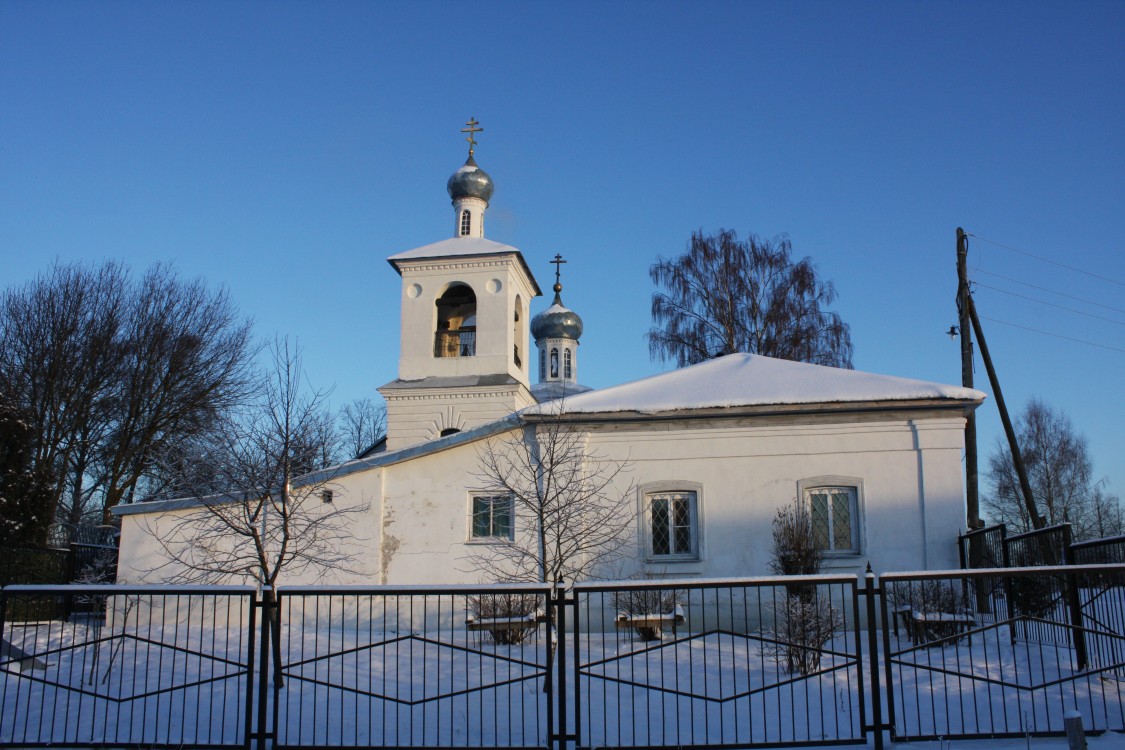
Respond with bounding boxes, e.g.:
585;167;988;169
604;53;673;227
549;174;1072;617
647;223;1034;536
270;584;555;749
880;565;1125;743
570;576;867;748
0;585;257;748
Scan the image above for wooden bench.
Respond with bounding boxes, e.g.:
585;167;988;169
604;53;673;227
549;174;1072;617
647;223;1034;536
466;611;545;644
891;605;913;638
615;607;685;641
909;610;976;647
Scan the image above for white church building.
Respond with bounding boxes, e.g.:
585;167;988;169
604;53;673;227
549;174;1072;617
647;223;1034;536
115;132;985;586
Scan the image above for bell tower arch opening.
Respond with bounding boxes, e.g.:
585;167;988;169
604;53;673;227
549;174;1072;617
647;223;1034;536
435;284;477;358
513;294;523;369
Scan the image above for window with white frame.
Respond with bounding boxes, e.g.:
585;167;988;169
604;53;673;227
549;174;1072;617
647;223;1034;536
471;495;513;540
804;485;859;553
646;490;699;560
460;209;471;236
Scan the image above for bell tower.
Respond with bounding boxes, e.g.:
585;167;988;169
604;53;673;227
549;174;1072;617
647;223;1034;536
379;120;542;451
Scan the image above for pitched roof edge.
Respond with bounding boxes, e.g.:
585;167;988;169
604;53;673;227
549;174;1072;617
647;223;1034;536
112;413;525;518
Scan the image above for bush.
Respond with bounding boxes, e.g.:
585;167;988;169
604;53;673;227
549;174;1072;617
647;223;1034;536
768;501;840;674
769;593;842;675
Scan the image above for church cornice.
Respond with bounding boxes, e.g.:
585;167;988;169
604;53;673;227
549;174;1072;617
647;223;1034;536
381;386;530;403
398;257;530;276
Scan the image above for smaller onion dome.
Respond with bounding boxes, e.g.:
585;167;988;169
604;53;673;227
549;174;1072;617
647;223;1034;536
446;155;494;204
531;283;584;342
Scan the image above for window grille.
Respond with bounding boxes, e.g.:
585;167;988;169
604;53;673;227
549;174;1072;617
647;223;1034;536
648;491;698;559
471;496;513;539
806;486;858;552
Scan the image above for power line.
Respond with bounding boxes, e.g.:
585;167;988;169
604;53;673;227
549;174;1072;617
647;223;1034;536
968;234;1125;288
969;266;1125;316
979;314;1125;354
973;282;1125;328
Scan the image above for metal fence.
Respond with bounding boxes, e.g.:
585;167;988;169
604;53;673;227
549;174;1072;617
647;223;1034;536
0;544;118;588
880;565;1125;742
3;567;1124;749
0;585;257;748
570;575;866;748
1072;534;1125;565
272;584;554;749
958;524;1007;571
1005;524;1073;567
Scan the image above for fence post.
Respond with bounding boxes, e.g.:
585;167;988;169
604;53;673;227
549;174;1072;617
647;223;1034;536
256;588;272;750
570;584;582;750
553;580;568;750
1066;568;1088;670
864;565;884;750
244;591;258;750
68;542;79;583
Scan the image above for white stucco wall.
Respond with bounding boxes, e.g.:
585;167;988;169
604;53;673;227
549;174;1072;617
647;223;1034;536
117;467;384;587
118;408;968;587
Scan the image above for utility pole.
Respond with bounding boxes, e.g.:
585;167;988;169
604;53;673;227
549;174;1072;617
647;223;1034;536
957;228;981;529
956;229;1042;531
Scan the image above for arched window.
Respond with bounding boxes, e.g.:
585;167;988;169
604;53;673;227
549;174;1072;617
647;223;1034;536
539;348;546;380
564;348;572;379
440;428;461;437
550;348;559;378
434;284;476;358
460;209;471;236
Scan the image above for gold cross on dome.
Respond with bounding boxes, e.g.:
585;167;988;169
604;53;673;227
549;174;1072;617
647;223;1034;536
461;117;483;156
551;254;567;285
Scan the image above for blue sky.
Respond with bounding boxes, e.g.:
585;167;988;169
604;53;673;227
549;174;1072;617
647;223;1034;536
2;1;1122;515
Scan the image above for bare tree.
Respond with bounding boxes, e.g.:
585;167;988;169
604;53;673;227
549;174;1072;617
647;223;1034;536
0;262;125;541
337;397;387;459
148;340;362;586
0;261;255;538
467;414;634;585
985;399;1121;540
93;264;256;522
648;229;853;368
1087;480;1124;539
468;412;632;692
147;340;366;685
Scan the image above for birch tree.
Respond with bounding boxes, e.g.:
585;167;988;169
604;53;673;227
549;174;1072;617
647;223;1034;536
648;229;853;368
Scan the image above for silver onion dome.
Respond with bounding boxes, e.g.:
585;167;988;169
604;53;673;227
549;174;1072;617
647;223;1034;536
531;284;584;342
446;155;494;204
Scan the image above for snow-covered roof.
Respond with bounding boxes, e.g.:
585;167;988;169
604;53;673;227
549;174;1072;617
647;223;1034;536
386;237;542;295
388;236;518;263
528;353;985;416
